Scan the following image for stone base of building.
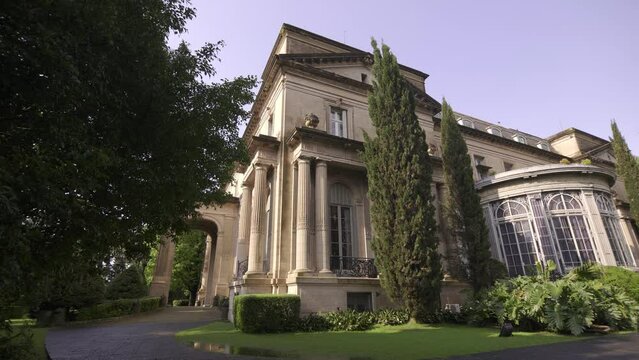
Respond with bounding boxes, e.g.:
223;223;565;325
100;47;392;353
227;274;472;320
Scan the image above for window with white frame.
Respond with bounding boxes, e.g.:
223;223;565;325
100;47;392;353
457;117;474;128
494;199;539;276
487;127;502;136
330;107;347;137
512;134;527;144
545;192;597;270
595;192;635;266
536;142;549;151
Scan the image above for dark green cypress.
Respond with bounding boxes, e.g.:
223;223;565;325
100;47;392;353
611;121;639;223
440;99;492;293
362;40;442;322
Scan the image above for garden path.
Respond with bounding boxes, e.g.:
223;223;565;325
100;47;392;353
45;306;250;360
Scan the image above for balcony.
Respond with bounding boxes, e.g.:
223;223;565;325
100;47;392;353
330;256;378;278
235;259;248;280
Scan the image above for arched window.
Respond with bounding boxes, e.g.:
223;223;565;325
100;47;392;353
330;183;354;272
494;199;538;276
457;118;475;128
595;192;635;266
545;192;597;269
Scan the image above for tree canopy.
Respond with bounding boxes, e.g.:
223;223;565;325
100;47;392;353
440;99;492;292
0;0;255;313
610;121;639;223
170;230;207;304
362;40;442;322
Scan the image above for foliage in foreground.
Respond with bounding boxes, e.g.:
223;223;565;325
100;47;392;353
170;231;207;305
106;265;148;300
75;296;161;321
465;262;639;335
362;39;441;322
297;308;412;332
440;99;492;292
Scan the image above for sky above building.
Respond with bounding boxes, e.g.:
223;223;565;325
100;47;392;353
169;0;639;153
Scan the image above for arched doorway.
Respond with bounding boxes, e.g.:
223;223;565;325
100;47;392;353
148;218;219;306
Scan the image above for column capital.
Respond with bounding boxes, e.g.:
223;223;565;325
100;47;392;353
253;162;270;171
296;157;312;165
315;159;328;167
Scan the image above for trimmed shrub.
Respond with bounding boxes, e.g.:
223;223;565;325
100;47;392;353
234;294;300;333
139;297;161;312
172;299;190;307
76;297;161;321
105;265;147;300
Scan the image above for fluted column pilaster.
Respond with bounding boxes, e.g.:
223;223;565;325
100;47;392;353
315;160;331;273
235;185;252;274
247;164;268;275
295;158;312;273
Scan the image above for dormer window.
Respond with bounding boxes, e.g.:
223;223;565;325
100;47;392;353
512;134;527;144
330;107;347;137
486;127;502;137
457;118;474;128
537;142;549;151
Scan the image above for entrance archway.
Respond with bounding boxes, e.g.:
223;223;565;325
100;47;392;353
148;217;219;306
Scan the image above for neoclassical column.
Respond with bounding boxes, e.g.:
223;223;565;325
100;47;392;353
148;235;176;304
196;234;213;303
295;158;312;273
315;160;331;273
246;164;268;275
235;184;252;274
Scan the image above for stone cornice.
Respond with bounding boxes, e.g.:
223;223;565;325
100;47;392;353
475;164;616;191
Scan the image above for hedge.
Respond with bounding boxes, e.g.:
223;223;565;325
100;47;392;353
234;294;300;333
172;299;190;307
76;296;161;321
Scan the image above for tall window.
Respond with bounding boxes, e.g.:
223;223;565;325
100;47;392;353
330;183;353;271
595;192;635;266
330;107;347;137
546;193;597;270
494;199;539;276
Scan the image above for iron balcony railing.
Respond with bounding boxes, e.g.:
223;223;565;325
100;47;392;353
330;256;378;278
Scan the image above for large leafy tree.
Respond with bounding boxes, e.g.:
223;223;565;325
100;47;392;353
611;121;639;223
440;99;492;293
362;40;442;322
0;0;254;318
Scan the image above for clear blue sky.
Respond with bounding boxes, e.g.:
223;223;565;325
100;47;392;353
170;0;639;153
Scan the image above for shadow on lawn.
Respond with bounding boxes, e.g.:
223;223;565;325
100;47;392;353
191;341;372;360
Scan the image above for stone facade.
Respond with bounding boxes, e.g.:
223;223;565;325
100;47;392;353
149;24;639;316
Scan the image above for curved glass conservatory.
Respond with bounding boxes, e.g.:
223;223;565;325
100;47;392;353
477;164;637;276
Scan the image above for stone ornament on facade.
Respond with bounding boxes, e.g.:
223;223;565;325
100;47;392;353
304;113;319;128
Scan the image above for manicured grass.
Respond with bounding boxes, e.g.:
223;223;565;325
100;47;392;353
177;321;587;359
7;319;49;360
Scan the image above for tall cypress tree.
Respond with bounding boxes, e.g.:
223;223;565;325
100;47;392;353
362;40;442;322
611;121;639;223
440;99;491;293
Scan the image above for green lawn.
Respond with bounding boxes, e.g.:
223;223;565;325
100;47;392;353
7;319;48;360
177;321;587;359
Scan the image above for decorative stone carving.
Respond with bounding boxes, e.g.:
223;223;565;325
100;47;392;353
304;113;319;128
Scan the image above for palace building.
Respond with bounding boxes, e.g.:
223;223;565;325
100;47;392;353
149;24;639;316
